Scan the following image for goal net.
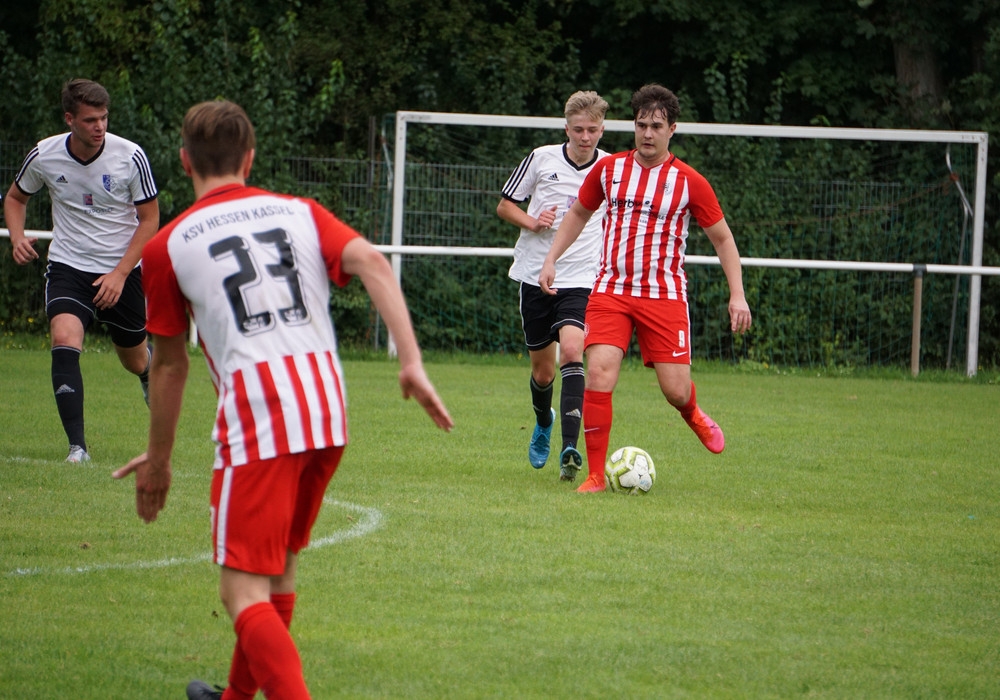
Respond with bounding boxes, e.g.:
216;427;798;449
382;111;990;374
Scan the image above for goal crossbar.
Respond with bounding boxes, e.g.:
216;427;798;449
391;110;990;375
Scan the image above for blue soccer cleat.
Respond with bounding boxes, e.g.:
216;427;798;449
528;408;555;468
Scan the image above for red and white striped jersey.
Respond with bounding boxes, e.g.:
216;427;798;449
142;184;361;469
577;150;724;300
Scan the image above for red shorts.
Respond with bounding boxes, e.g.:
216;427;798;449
210;446;344;575
584;292;692;367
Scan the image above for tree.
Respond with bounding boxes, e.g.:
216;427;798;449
294;0;583;152
1;0;998;363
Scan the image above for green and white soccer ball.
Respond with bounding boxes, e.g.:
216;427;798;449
605;446;656;495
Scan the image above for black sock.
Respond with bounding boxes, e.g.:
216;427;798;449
530;376;554;427
52;346;85;449
560;362;585;449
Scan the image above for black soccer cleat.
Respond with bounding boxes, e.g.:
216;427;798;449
186;679;224;700
559;446;582;481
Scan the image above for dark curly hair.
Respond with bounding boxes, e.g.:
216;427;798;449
630;83;680;124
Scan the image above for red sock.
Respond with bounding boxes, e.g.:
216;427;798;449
223;643;256;700
224;594;298;700
271;592;297;628
679;381;697;419
583;389;613;480
230;601;310;700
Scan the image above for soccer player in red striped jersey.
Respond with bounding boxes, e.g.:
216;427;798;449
114;100;453;699
539;84;752;493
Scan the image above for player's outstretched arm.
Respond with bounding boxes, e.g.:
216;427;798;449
112;332;190;521
341;238;454;432
703;218;752;334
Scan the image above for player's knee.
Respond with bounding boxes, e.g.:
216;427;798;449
532;368;556;386
529;352;556;384
660;382;689;408
585;366;617;392
559;342;585;363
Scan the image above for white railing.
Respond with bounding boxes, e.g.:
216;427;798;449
5;232;1000;376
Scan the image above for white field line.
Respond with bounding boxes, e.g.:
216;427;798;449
5;498;383;577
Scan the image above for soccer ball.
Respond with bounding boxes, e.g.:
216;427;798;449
605;446;656;495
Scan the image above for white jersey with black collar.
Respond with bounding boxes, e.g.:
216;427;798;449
14;132;158;274
502;142;607;289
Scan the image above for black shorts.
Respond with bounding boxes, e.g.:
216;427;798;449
44;261;148;348
518;282;590;351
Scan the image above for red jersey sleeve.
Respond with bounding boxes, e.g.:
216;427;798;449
308;200;362;288
141;228;190;338
684;169;724;228
576;156;611;212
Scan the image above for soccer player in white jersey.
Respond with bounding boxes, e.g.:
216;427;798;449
4;79;159;464
112;100;453;700
540;83;753;493
497;91;608;481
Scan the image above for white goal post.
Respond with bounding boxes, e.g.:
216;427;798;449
388;110;993;376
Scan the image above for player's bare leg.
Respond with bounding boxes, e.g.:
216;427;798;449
114;338;152;406
115;338;150;375
655;363;724;454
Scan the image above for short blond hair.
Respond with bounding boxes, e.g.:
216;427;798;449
564;91;609;123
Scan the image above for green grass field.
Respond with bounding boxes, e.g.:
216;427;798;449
1;348;998;699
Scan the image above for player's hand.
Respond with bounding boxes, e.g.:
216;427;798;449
11;236;39;265
92;269;127;310
399;363;454;432
533;206;557;232
538;259;557;295
113;452;172;523
729;297;752;334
